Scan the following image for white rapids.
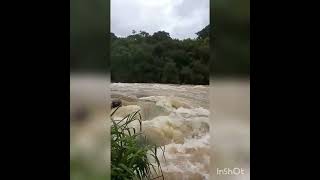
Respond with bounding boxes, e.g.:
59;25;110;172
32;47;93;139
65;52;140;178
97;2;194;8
111;83;210;180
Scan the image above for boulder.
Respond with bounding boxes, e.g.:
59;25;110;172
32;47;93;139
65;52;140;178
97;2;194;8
111;99;122;108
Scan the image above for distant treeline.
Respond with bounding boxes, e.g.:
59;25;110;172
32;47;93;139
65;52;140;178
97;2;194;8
111;25;210;84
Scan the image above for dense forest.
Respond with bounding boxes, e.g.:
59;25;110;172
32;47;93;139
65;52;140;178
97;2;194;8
110;25;210;85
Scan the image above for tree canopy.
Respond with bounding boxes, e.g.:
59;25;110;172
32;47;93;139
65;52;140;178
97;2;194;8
111;26;210;85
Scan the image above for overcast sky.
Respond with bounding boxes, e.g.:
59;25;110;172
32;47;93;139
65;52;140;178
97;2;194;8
111;0;209;40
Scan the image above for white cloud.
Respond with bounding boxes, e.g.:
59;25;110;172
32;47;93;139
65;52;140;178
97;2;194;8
111;0;209;39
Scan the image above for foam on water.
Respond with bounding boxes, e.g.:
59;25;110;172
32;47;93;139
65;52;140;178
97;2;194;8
159;134;210;180
111;83;210;180
140;96;192;110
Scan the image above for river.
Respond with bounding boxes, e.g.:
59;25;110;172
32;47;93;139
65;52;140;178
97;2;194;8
111;83;210;180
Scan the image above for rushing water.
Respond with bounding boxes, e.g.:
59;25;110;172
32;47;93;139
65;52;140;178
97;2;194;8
111;83;210;180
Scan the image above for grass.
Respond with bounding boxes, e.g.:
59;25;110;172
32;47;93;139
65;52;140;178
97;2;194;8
111;107;165;180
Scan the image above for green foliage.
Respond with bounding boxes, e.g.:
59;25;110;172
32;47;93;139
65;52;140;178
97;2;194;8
152;31;171;41
161;59;179;84
111;26;210;84
111;108;165;180
196;25;210;40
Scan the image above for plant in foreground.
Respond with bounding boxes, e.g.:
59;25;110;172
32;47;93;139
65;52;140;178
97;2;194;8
111;107;166;180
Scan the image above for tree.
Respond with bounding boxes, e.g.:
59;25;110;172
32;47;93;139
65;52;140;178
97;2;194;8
196;25;210;40
110;32;118;40
139;31;150;37
180;66;193;84
161;58;179;84
152;31;171;41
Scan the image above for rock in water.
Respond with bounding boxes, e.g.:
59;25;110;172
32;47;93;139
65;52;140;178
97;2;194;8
111;99;122;108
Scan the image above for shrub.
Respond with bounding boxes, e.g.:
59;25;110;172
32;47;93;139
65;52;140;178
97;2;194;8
111;107;165;180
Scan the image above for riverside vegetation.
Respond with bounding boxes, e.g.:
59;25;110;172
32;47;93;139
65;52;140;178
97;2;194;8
111;107;166;180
